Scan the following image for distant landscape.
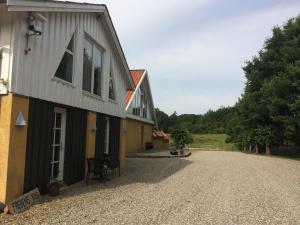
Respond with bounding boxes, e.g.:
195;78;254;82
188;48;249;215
156;15;300;158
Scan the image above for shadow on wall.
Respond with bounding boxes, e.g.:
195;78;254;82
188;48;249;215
43;157;192;202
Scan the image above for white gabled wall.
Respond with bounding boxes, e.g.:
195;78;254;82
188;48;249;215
0;6;15;88
10;11;128;118
127;77;155;122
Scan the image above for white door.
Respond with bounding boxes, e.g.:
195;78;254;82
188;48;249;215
50;108;66;182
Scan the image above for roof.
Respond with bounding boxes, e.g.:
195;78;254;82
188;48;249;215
130;69;145;86
3;0;134;90
153;130;170;141
125;70;146;107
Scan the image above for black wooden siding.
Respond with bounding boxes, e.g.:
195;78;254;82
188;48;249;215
95;114;121;165
108;117;121;167
24;98;87;194
95;113;106;158
63;109;87;185
24;98;54;194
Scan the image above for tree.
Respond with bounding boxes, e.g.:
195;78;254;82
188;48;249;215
170;126;193;149
155;108;169;132
226;15;300;156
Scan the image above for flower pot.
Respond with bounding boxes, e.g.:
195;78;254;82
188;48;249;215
49;183;60;197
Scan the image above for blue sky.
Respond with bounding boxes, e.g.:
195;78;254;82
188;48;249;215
71;0;300;115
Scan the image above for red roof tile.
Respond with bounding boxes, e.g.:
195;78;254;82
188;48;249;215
125;69;146;107
153;130;170;141
130;69;145;87
125;90;133;107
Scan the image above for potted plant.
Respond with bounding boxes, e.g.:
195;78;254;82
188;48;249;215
48;178;61;197
170;126;193;155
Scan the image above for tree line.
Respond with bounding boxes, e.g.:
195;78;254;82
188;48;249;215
156;15;300;156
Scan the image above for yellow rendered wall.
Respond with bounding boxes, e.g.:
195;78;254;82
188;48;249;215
0;94;12;203
153;139;170;150
125;118;153;153
85;112;96;173
0;94;29;204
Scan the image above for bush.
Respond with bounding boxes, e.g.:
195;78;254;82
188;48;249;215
170;126;193;149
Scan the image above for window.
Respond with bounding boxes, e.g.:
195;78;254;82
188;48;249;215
108;70;115;100
132;83;148;118
104;116;110;154
54;34;74;83
82;36;103;96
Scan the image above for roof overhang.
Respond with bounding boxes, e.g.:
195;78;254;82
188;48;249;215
3;0;134;89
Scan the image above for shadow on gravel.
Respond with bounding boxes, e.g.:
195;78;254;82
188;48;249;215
42;157;193;202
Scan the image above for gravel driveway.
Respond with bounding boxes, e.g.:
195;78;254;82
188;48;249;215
1;151;299;225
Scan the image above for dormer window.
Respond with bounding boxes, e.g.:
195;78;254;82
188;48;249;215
54;34;74;83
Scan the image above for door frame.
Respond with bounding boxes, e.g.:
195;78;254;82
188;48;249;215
51;107;67;182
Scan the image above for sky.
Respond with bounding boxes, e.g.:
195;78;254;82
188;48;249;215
69;0;300;115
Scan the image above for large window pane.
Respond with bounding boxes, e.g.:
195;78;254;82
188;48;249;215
93;47;102;96
54;52;73;82
83;39;93;92
54;34;74;83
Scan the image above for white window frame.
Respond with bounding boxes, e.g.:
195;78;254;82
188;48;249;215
53;33;75;85
132;84;147;118
82;34;104;97
108;62;117;102
51;107;67;182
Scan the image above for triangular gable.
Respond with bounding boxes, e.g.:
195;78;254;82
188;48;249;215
125;69;144;107
5;0;134;90
126;69;157;126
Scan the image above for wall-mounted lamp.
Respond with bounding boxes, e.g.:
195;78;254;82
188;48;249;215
91;123;97;132
15;112;26;126
25;13;48;54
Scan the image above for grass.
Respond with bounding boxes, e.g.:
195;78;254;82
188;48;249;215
189;133;237;151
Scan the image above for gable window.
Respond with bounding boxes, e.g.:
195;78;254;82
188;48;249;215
82;36;103;96
104;116;110;155
108;70;115;100
132;83;148;118
54;34;74;83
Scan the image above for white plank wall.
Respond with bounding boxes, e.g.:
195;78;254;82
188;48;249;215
9;10;128;118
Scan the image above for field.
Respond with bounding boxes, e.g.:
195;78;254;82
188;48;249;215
189;133;237;151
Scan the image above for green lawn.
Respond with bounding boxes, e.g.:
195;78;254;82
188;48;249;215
189;133;237;151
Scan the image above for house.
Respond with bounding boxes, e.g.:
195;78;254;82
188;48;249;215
125;69;157;152
0;0;135;204
153;130;170;150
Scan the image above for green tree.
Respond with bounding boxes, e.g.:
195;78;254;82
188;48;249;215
170;126;193;149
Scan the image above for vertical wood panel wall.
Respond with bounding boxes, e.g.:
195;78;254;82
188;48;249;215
95;114;120;166
109;117;121;167
24;98;54;194
64;109;87;185
24;98;88;194
10;11;128;118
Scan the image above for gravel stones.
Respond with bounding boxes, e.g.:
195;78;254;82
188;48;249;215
1;151;299;225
